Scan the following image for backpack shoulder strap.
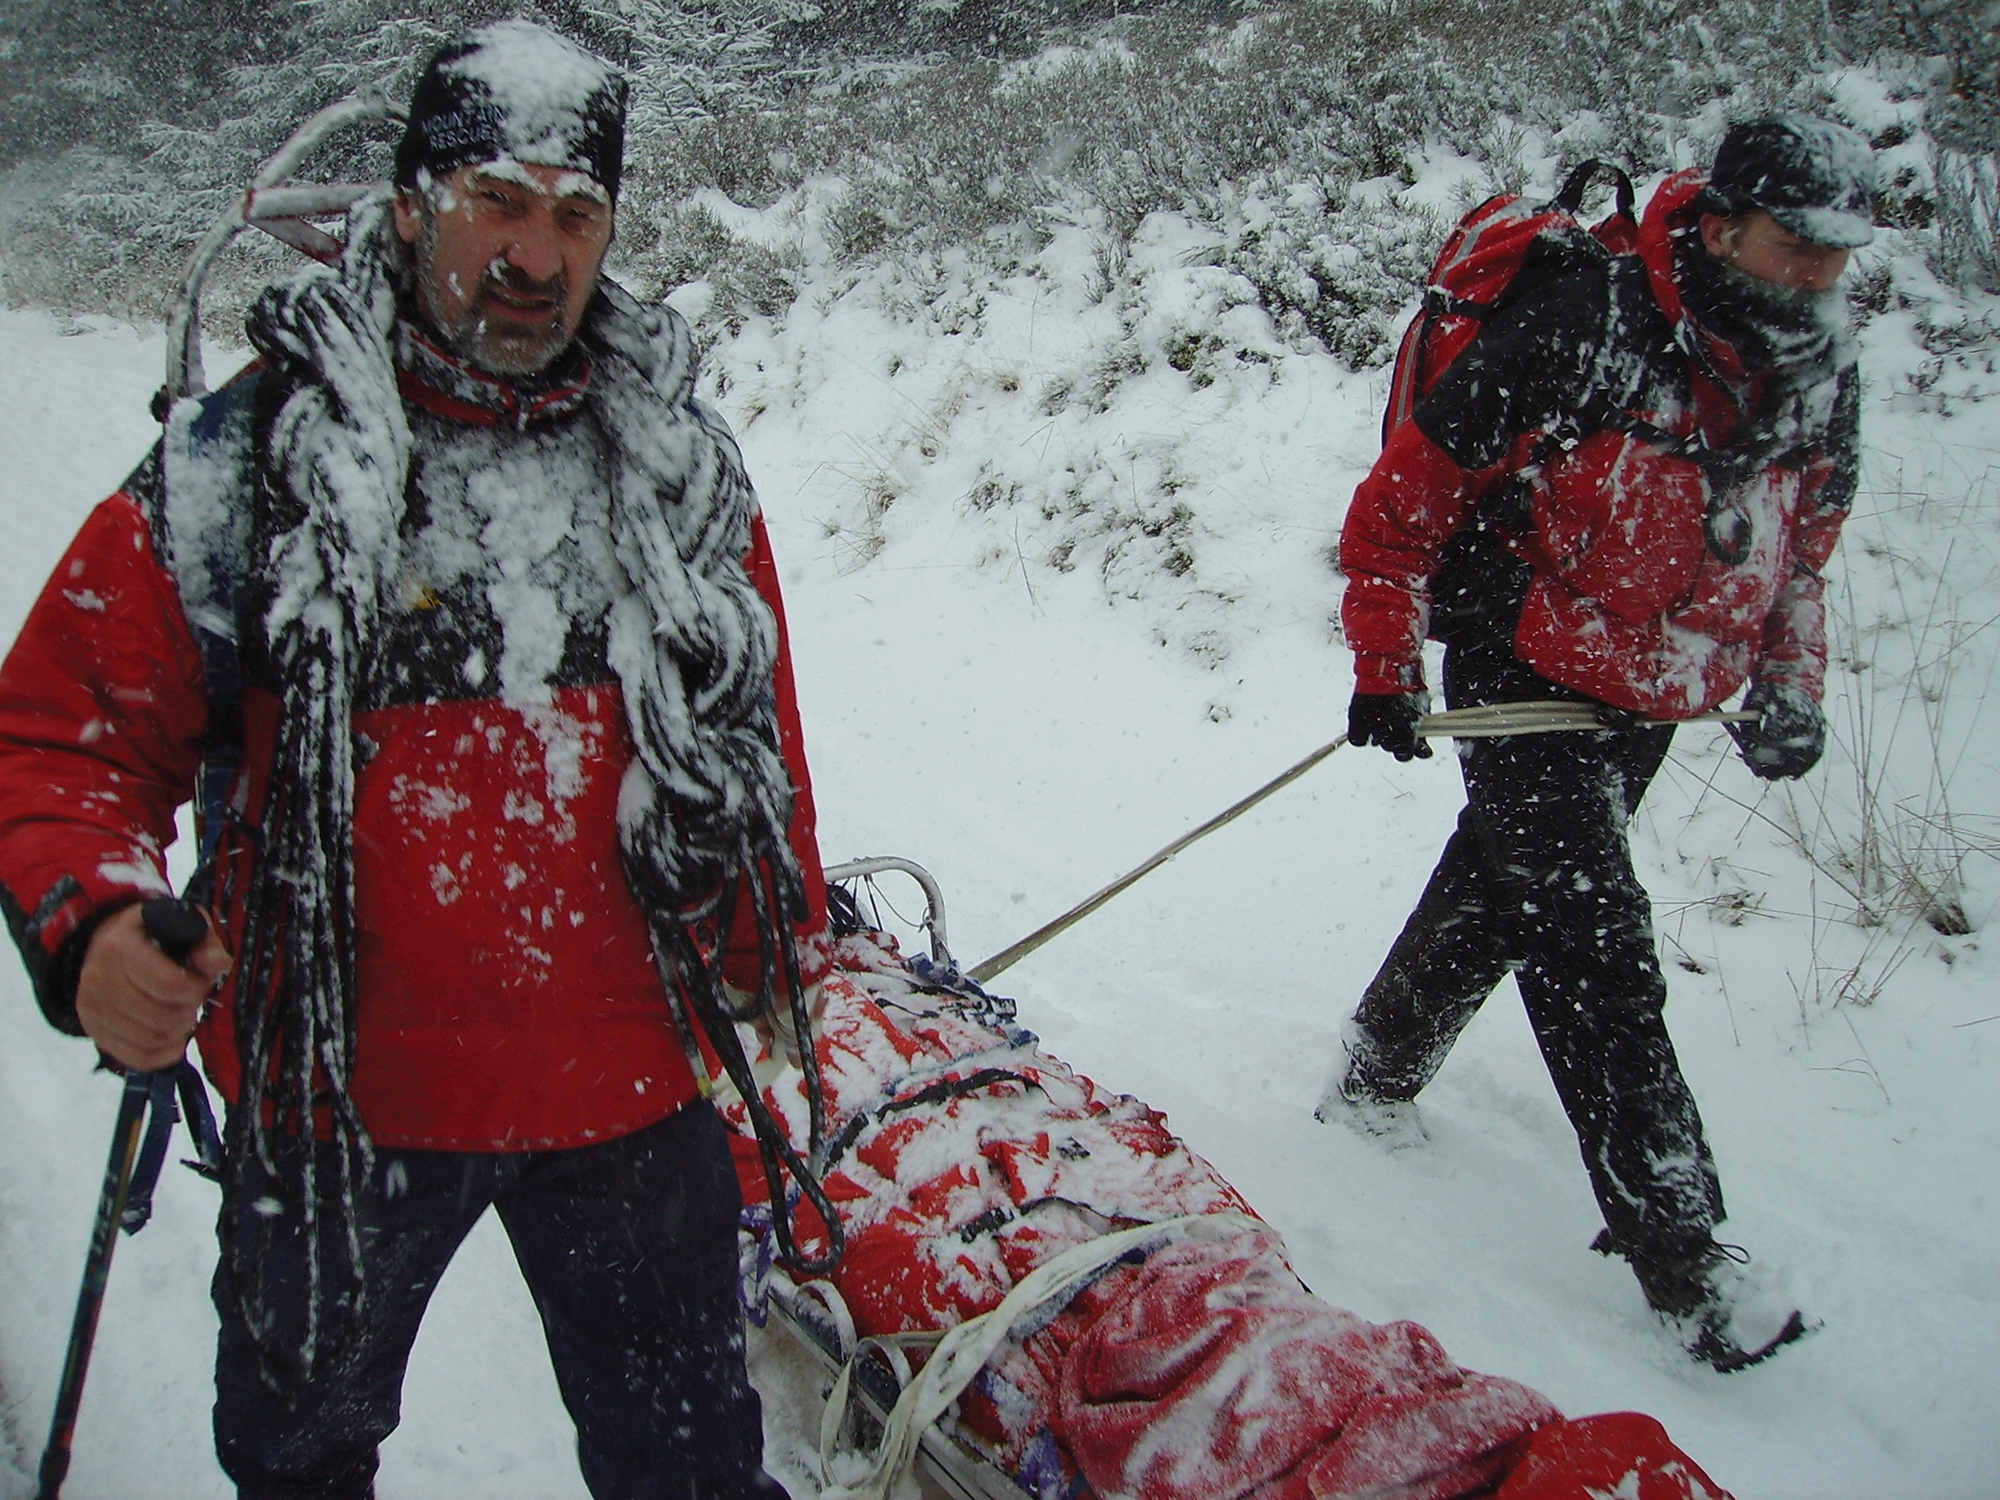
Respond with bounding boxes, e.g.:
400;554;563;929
158;373;263;879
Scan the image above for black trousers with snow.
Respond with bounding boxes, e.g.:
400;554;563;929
1345;643;1725;1262
212;1099;783;1500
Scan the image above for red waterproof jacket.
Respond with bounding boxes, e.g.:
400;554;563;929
1342;170;1858;718
0;343;828;1151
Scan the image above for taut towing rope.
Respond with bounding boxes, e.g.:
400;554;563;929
968;701;1755;983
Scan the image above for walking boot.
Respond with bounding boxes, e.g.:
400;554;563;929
1617;1234;1815;1372
1314;1052;1426;1149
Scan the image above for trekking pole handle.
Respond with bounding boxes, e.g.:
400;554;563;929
38;900;209;1499
139;897;208;967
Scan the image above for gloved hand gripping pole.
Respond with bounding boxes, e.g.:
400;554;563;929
39;898;222;1500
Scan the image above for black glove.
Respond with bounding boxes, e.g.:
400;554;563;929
1348;691;1433;761
1728;679;1825;780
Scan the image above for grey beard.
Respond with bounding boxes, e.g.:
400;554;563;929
1679;243;1845;377
1714;255;1844;322
411;218;580;377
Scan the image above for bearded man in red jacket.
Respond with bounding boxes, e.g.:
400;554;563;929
1326;117;1875;1373
0;22;824;1498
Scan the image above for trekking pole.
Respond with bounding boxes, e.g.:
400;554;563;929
967;703;1759;983
38;897;211;1500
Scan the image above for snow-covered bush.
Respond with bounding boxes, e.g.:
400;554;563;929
1833;0;2000;295
649;201;805;331
4;0;1933;351
1224;183;1442;368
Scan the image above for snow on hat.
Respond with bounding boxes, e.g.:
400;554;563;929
1708;114;1877;249
396;20;627;200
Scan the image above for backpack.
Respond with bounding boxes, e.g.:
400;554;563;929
1380;160;1638;447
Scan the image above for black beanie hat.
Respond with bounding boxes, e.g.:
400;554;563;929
395;20;627;200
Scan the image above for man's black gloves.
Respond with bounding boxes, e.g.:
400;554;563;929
1728;679;1825;780
1348;691;1433;761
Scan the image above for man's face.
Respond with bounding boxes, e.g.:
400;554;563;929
1699;210;1850;295
393;161;614;376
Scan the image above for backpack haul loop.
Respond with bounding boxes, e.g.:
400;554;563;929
1381;159;1637;446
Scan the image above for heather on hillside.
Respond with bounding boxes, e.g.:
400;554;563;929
2;0;1992;334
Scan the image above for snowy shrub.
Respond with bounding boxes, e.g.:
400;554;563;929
1224;185;1442;368
4;0;1989;358
648;201;804;329
1832;0;2000;294
1866;122;1938;232
991;447;1204;604
627;106;802;211
1933;152;2000;297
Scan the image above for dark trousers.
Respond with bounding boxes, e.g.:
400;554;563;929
213;1099;779;1500
1346;645;1725;1260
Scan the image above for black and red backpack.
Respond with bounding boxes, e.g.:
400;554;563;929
1380;160;1638;447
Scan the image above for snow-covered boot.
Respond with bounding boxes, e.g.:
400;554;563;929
1313;1069;1427;1149
1625;1237;1815;1372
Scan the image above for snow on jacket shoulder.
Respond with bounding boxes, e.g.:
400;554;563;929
0;475;209;1033
0;338;830;1152
1340;169;1858;718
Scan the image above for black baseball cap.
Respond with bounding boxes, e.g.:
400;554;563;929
1708;114;1876;249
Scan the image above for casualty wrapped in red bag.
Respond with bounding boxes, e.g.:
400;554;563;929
722;927;1731;1500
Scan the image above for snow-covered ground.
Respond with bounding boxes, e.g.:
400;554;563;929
0;193;1995;1499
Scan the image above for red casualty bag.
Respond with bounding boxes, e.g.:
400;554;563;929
719;924;1737;1500
1381;158;1639;446
1495;1411;1734;1500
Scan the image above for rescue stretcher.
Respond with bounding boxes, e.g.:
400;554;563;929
719;861;1736;1500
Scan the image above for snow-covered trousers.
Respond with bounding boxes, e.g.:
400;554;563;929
1345;643;1726;1262
211;1100;781;1500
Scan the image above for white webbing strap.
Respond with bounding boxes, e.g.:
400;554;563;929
816;1211;1265;1500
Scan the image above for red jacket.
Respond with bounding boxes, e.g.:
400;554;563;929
0;353;828;1151
1342;170;1857;718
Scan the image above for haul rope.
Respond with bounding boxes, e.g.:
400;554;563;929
970;702;1757;982
968;737;1350;982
